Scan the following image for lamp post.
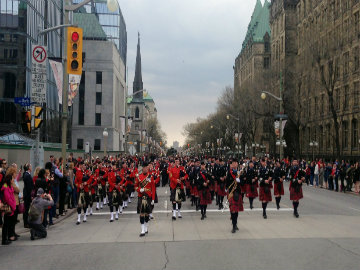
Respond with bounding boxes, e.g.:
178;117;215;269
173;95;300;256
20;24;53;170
103;128;108;157
261;72;284;160
226;114;241;158
309;141;319;161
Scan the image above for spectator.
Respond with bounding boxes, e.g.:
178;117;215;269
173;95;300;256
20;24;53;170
314;162;319;187
319;163;324;188
28;188;54;240
324;163;332;189
1;167;17;245
345;163;354;192
32;167;41;186
354;162;360;194
310;162;315;186
23;163;33;228
59;168;68;216
10;164;21;238
67;162;76;209
305;163;310;186
45;161;63;222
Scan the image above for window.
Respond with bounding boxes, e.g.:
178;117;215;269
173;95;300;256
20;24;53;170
263;57;270;69
135;124;139;131
354;82;359;108
326;124;331;150
352;119;358;149
344;52;349;77
95;113;101;126
135;107;140;119
96;71;102;84
94;139;101;151
77;139;83;150
344;85;349;109
342;121;349;150
96;92;102;105
354;46;359;72
264;41;270;53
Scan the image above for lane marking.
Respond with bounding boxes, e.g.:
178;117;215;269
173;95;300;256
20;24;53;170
90;208;293;216
349;207;360;212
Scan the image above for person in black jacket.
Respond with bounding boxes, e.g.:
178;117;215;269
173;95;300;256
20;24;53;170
22;163;33;228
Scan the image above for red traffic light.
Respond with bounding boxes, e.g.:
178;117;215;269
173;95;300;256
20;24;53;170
71;32;79;42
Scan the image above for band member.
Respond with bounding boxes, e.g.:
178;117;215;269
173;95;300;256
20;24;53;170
226;159;244;233
216;159;227;210
108;170;124;222
198;161;212;220
273;161;285;210
258;159;273;219
119;162;130;207
149;162;160;219
95;168;106;210
245;162;258;209
169;158;186;220
135;163;155;237
289;159;306;218
74;162;91;225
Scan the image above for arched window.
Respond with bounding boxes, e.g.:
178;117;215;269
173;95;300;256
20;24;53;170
135;107;140;119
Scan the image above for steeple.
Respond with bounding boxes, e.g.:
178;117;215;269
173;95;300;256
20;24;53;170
133;32;143;100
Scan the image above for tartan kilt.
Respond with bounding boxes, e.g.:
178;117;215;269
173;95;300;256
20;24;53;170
192;186;199;197
217;182;226;197
259;186;272;202
228;194;244;213
137;195;151;214
214;181;218;193
289;182;303;201
126;184;134;195
240;184;247;194
246;183;258;198
199;188;212;205
274;182;284;196
209;182;215;192
185;179;191;189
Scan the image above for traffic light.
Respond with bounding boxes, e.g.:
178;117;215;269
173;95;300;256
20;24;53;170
21;110;31;134
33;106;43;129
67;27;83;75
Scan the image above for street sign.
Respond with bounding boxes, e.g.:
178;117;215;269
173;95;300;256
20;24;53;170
14;97;31;107
129;145;136;155
31;45;47;104
274;114;288;120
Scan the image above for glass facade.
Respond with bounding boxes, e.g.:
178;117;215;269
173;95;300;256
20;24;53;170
73;0;127;65
0;0;64;142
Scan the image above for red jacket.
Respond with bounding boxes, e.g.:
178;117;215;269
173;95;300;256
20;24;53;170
135;173;155;200
169;166;185;189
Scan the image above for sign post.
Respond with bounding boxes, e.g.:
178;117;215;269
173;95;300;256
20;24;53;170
31;45;47;104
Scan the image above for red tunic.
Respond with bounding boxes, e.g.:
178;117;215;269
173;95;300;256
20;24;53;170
135;173;156;200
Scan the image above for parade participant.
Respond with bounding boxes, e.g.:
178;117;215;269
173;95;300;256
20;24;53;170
108;169;124;222
239;163;247;201
160;158;169;187
273;161;285;210
192;159;201;211
95;167;106;210
289;159;306;218
74;162;91;225
258;159;273;219
207;160;216;201
148;162;160;219
169;158;186;220
216;159;227;210
128;161;138;199
245;162;258;209
135;163;155;237
198;161;212;220
120;162;131;206
226;159;243;233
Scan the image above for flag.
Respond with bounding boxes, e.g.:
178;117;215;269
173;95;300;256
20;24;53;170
49;58;63;104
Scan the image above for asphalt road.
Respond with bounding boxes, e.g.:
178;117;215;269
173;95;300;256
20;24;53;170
1;183;360;270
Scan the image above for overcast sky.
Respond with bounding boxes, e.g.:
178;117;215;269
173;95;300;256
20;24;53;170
118;0;258;146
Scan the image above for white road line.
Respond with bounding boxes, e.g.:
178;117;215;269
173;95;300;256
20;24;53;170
90;208;293;216
349;207;360;212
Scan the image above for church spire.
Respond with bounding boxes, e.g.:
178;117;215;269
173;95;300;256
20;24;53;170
133;32;143;99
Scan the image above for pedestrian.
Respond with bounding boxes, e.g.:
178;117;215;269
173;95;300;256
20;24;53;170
28;188;54;240
23;163;33;228
314;162;319;187
309;162;315;186
354;162;360;194
319;163;324;188
1;167;17;245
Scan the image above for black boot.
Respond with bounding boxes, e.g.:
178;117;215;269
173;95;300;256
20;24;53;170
262;203;267;219
276;197;281;210
249;198;254;209
293;202;299;218
231;225;236;233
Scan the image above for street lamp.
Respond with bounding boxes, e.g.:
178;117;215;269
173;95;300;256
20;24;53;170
226;114;241;158
260;72;284;160
309;140;319;161
103;128;109;157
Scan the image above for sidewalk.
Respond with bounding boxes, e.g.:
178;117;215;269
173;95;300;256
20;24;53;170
15;208;76;235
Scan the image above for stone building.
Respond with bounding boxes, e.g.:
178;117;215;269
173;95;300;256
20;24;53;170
233;0;273;155
296;0;360;159
71;12;127;152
